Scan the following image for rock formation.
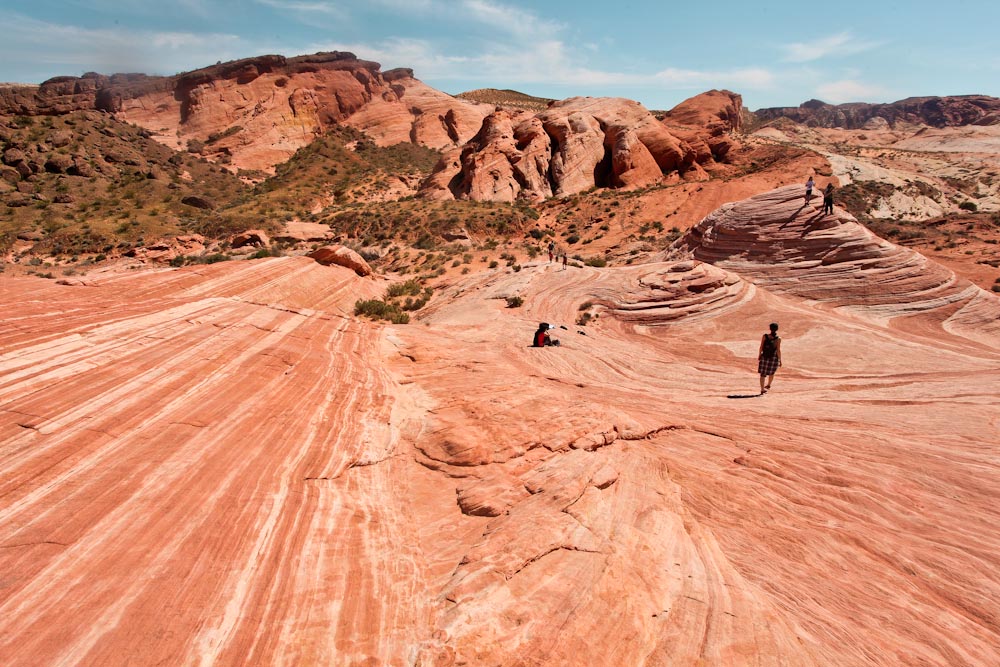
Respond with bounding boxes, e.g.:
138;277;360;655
308;244;373;276
753;95;1000;129
422;96;714;202
2;203;1000;665
671;184;1000;342
662;89;744;164
0;53;492;173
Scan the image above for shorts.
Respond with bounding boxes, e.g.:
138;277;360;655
758;356;780;376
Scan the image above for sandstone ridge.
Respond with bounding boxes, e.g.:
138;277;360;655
753;95;1000;129
672;185;1000;342
0;52;492;172
421;94;742;202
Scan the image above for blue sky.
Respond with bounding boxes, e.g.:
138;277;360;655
1;0;998;110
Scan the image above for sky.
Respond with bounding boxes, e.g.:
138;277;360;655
1;0;998;111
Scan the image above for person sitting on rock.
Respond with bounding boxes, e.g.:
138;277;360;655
823;183;835;215
533;323;560;347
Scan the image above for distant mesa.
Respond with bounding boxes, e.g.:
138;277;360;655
455;88;556;112
753;95;1000;129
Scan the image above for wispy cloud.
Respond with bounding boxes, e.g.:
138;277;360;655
253;0;347;17
459;0;564;40
782;31;882;62
815;79;889;104
0;12;243;78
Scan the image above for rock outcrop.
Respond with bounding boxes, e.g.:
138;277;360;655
671;185;1000;341
0;53;492;173
663;89;744;163
2;242;999;665
308;244;373;276
753;95;1000;129
422;97;708;202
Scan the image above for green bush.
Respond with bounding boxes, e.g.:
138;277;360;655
584;256;607;267
386;279;425;298
506;296;524;308
959;201;978;212
354;299;409;324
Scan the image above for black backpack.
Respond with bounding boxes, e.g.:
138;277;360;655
762;334;778;357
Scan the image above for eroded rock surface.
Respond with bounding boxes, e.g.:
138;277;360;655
2;201;999;666
423;97;713;202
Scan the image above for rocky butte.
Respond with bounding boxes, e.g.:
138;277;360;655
0;52;492;173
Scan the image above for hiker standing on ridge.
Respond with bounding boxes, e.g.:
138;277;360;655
823;183;835;215
804;176;815;203
758;322;782;394
548;240;555;262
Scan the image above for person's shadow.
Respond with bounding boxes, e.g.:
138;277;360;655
727;393;761;399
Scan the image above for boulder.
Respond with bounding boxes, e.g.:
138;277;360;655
231;229;270;248
45;153;74;173
2;147;27;166
49;130;73;148
181;195;215;210
307;244;373;276
0;165;19;184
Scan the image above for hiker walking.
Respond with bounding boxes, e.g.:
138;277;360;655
823;183;835;215
548;240;555;262
804;176;815;203
562;253;568;270
758;322;782;394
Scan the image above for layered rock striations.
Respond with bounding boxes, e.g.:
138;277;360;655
2;224;1000;665
753;95;1000;129
0;53;492;172
671;185;1000;341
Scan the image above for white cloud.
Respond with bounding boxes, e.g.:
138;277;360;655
0;13;243;78
459;0;564;40
253;0;347;17
782;31;882;62
815;79;888;103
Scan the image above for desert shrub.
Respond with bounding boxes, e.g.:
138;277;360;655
959;201;978;212
386;279;424;298
566;234;580;244
576;312;593;326
578;301;594;311
528;228;544;240
489;260;499;269
584;256;607;267
506;296;524;308
354;299;410;324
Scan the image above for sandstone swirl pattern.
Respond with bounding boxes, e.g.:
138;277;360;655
2;195;1000;665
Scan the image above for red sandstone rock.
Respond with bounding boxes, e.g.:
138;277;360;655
424;97;698;201
308;244;373;276
231;230;270;248
2;197;1000;667
0;53;491;174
